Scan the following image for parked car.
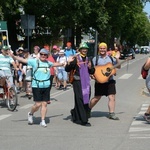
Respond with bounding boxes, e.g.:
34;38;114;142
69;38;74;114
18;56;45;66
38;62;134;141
140;48;149;54
119;48;135;59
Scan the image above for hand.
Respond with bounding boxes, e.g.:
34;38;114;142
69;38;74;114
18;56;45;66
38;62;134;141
67;56;75;64
8;50;13;57
88;61;92;69
90;75;95;79
115;51;120;59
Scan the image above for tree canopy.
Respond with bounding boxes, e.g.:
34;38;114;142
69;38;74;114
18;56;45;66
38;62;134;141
0;0;150;50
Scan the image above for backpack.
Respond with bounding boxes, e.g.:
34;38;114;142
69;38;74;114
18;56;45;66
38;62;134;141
31;59;50;86
141;63;148;79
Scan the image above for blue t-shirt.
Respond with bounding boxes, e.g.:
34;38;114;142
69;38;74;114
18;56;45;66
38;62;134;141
27;59;53;88
64;48;76;57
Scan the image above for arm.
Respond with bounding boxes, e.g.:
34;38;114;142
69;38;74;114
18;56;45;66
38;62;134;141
115;57;121;69
11;61;19;71
144;58;150;70
9;52;28;64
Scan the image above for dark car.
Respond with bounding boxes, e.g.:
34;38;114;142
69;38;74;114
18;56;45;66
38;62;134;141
140;48;149;54
120;48;135;59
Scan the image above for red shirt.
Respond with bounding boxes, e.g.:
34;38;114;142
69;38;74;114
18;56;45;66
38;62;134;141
47;55;55;75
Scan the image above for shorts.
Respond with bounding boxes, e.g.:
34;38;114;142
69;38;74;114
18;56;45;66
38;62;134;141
57;69;68;81
146;75;150;92
94;80;116;96
32;87;50;102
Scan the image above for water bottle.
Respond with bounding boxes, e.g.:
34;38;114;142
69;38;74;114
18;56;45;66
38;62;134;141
25;66;32;81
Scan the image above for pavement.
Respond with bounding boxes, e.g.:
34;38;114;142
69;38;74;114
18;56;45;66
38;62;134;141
143;87;150;97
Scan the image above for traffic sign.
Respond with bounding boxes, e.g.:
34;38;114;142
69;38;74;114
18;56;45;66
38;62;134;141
0;21;7;30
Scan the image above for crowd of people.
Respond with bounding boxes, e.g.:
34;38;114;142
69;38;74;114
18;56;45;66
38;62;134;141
0;41;149;128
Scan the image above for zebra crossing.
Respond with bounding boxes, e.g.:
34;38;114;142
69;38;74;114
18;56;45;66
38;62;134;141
0;72;149;140
129;104;150;139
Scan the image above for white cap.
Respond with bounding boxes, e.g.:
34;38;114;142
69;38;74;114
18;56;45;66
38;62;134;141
59;49;65;54
18;47;24;51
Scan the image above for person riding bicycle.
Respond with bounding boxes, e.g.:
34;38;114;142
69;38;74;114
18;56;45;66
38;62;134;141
0;46;18;88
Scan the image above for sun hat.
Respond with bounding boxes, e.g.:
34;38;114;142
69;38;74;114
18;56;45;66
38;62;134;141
40;48;49;55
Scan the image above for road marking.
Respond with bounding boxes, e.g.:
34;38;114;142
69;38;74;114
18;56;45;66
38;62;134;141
20;104;33;109
0;114;12;120
118;74;132;79
138;75;143;79
142;104;149;107
129;127;150;132
138;111;146;115
130;120;146;126
51;87;72;97
129;104;150;139
130;134;150;139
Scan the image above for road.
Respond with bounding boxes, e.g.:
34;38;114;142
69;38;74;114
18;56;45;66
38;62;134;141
0;54;150;150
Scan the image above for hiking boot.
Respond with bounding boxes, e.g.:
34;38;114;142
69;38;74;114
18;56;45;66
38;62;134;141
40;120;47;127
143;113;150;122
28;112;33;125
108;112;119;120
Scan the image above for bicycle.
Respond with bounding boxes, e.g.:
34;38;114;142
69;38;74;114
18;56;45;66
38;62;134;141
0;69;18;111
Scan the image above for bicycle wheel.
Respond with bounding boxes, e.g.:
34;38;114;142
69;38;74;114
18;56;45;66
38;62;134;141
6;86;18;111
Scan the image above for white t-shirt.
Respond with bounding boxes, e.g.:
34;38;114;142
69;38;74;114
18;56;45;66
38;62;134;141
56;55;67;69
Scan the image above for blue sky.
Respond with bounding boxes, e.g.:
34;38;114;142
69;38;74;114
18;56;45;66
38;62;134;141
144;2;150;15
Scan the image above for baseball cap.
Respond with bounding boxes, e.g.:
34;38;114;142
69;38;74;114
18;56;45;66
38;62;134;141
34;46;40;50
40;48;49;55
18;47;24;51
2;45;10;50
59;49;65;54
53;45;58;49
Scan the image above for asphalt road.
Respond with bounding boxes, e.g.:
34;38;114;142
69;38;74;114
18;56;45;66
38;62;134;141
0;54;150;150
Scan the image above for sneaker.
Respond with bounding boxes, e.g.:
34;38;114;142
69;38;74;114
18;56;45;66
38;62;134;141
143;113;150;122
108;112;119;120
40;121;47;127
63;87;67;91
28;112;33;125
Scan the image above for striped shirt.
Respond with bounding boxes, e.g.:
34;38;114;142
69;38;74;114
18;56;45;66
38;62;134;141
0;54;14;75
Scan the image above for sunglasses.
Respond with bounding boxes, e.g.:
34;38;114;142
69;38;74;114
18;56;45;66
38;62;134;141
40;53;47;56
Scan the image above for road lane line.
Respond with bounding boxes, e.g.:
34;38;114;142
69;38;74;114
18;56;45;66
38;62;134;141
20;104;33;109
118;74;132;79
129;127;150;132
0;114;12;120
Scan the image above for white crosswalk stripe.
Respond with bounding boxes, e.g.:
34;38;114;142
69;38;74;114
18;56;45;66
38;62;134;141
118;74;133;79
129;104;150;139
0;114;12;120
